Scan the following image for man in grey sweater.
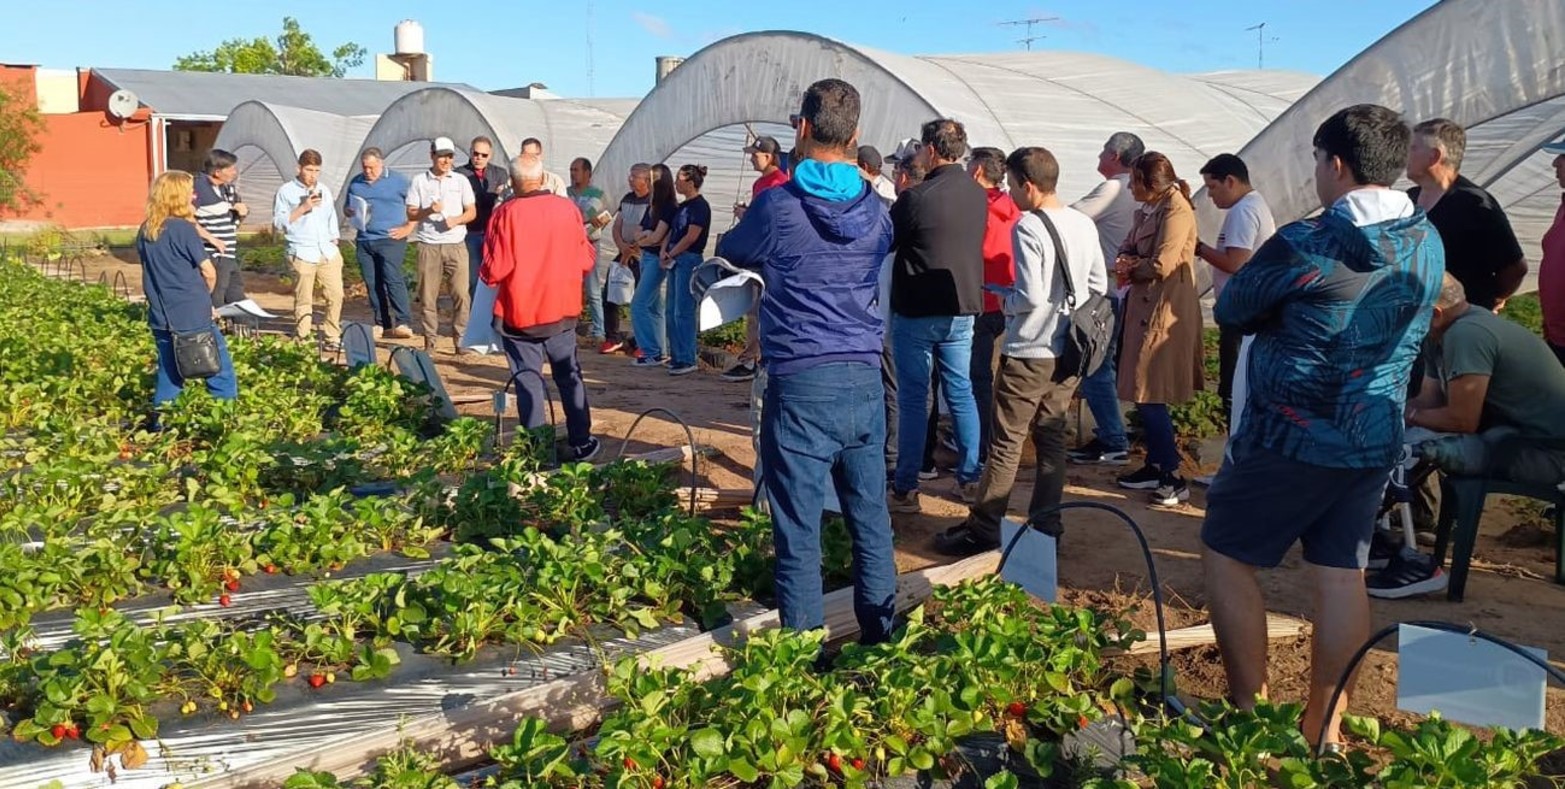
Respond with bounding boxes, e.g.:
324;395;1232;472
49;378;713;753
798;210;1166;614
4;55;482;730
935;146;1108;556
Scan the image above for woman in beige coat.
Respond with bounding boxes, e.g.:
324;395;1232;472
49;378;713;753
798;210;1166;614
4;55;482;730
1112;152;1204;505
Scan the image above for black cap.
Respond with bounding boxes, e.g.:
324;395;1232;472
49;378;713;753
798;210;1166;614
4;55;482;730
857;145;884;172
744;136;781;155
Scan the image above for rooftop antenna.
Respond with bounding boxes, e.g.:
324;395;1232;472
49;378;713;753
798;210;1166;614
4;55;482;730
586;0;596;96
999;16;1060;51
1244;22;1279;69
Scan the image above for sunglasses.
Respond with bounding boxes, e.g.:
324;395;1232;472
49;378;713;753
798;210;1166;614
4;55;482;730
470;151;491;158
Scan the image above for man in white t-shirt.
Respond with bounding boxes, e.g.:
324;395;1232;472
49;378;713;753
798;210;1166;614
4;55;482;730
1197;153;1277;447
405;136;478;354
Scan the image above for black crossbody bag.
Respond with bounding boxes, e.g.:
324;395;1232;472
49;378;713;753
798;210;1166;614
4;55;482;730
145;261;223;380
1032;210;1116;382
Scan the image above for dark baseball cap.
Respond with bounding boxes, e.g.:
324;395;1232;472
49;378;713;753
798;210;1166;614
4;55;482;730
857;145;884;172
744;136;781;155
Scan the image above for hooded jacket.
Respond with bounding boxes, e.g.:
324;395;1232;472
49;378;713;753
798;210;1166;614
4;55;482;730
980;187;1021;313
480;191;595;337
717;159;894;375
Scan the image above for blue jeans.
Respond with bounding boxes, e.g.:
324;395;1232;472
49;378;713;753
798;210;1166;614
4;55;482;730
356;237;411;329
666;251;701;367
465;232;486;298
631;252;667;359
499;330;593;448
1138;403;1180;474
761;362;897;644
152;325;238;407
1078;296;1128;451
891;313;981;491
584;254;612;338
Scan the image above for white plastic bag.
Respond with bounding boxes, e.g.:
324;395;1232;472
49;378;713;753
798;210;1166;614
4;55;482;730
607;262;635;305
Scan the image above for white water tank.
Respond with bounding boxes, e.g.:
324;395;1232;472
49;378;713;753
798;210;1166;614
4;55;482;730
655;56;684;84
395;20;425;55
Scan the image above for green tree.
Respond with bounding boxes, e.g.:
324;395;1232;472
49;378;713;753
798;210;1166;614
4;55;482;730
0;80;45;215
174;17;367;78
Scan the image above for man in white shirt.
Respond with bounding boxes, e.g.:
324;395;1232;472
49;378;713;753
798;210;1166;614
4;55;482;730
935;145;1107;556
406;136;478;354
1197;153;1278;436
272;148;344;351
1067;131;1144;467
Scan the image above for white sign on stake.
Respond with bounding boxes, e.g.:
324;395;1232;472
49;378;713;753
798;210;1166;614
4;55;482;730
999;518;1057;602
1397;624;1547;731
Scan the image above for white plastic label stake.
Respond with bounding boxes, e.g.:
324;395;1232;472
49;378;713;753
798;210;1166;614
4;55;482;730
999;518;1057;603
1397;624;1547;731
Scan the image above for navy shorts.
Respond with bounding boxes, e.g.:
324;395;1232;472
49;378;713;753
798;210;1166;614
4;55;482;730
1201;444;1391;570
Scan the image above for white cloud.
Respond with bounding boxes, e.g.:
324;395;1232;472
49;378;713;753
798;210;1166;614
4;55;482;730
632;12;672;38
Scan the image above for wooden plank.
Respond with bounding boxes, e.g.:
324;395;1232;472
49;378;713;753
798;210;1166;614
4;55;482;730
192;552;1001;788
677;487;754;512
1103;613;1307;657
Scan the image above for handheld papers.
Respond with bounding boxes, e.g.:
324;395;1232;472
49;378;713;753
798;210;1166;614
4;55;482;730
348;195;370;233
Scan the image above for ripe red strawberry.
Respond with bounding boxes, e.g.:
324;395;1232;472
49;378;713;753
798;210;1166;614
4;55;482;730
652;778;665;789
622;757;637;770
1007;701;1027;717
1077;714;1090;730
67;725;80;740
851;757;865;770
225;579;240;592
242;701;254;713
50;724;66;740
218;594;232;607
308;674;326;689
826;753;842;773
264;564;279;574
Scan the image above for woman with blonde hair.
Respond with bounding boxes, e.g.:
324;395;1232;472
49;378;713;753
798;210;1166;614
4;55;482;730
136;170;238;408
1113;151;1204;505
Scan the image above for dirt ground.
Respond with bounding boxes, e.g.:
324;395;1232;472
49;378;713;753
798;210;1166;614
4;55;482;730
78;253;1565;733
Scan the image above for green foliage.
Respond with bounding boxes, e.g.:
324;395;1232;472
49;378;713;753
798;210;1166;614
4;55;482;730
1500;292;1543;337
174;17;367;78
0;80;44;216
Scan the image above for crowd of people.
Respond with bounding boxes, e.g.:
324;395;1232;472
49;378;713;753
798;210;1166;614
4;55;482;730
131;71;1565;751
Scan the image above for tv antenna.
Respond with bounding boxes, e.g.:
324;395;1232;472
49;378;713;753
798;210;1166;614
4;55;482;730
1244;22;1279;69
999;16;1060;51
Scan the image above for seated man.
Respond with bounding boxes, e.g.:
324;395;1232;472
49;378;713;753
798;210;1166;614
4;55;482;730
1368;274;1565;598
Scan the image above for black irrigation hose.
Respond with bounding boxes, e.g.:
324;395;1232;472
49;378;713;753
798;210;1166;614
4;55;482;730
616;407;700;518
500;367;559;443
995;501;1189;723
1315;620;1565;757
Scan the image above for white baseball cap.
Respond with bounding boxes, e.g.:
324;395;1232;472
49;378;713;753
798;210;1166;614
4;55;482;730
430;136;457;155
885;138;923;164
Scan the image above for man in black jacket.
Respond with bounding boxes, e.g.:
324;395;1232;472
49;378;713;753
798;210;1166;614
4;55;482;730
458;136;508;296
887;118;988;513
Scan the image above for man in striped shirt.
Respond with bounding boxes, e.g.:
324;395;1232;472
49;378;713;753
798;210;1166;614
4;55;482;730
194;149;248;307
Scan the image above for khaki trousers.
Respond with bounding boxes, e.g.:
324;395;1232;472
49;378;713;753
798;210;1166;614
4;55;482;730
969;355;1078;542
416;242;471;340
289;252;344;342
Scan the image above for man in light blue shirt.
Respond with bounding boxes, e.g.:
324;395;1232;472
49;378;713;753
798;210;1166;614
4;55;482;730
273;149;344;350
345;147;417;338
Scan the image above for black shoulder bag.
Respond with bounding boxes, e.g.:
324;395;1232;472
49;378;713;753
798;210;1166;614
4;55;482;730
1033;210;1116;382
145;262;223;380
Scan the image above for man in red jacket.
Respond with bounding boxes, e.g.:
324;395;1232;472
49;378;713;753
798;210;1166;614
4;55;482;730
481;153;602;461
968;146;1020;464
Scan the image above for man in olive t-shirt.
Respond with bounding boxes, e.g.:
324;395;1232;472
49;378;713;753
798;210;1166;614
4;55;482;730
1406;275;1565;483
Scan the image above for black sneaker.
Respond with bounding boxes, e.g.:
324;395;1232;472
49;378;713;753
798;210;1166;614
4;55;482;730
1366;549;1448;599
1069;439;1131;466
570;436;603;462
1151;474;1189;506
721;361;757;382
1116;465;1163;490
933;523;999;557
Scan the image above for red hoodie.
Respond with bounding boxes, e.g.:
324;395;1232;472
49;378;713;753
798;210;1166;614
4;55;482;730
981;187;1021;314
480;191;596;334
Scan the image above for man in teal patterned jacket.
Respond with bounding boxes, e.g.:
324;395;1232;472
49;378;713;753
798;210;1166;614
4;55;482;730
1200;104;1445;751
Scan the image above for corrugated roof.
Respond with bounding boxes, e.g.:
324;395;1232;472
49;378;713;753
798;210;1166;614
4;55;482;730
91;67;479;118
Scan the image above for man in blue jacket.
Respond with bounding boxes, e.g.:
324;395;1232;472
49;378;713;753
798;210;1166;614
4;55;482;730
717;78;897;646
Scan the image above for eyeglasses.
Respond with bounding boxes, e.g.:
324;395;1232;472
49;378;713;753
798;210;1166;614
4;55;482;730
470;151;490;158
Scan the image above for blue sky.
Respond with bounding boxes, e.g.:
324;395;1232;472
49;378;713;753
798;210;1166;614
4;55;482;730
1;0;1437;97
